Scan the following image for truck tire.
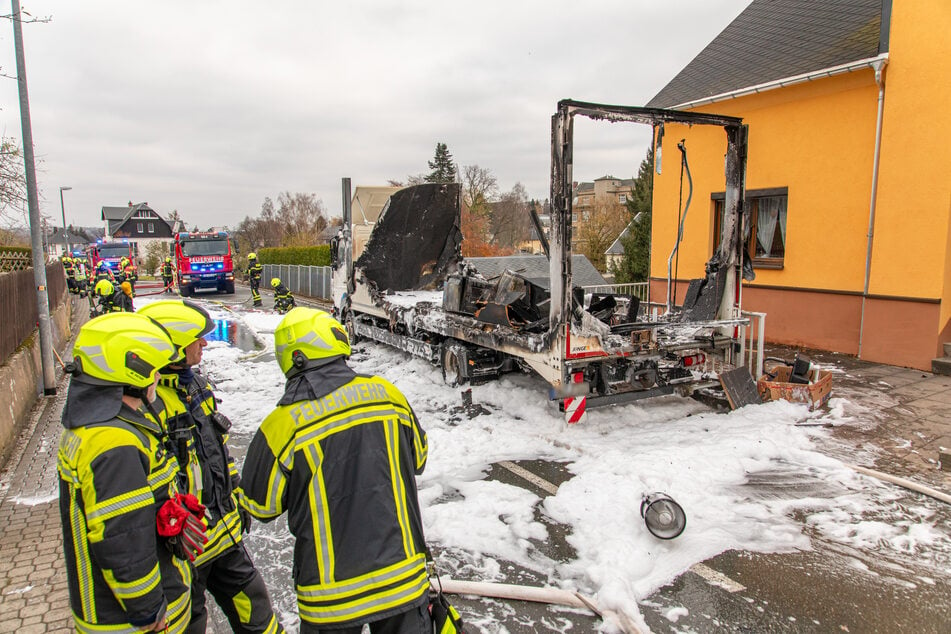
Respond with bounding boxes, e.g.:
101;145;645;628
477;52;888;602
180;283;192;297
223;281;235;294
441;343;468;387
344;311;361;344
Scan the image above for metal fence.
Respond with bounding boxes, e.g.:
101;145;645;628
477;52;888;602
0;263;67;363
262;264;332;300
580;282;650;302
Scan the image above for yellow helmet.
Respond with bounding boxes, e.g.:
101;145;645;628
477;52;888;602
138;299;214;356
71;313;179;388
94;280;115;296
271;278;281;288
247;252;257;260
274;307;350;377
165;256;172;262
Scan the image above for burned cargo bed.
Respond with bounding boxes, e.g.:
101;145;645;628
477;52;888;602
333;100;762;412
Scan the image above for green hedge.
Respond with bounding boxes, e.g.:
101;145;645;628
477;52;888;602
258;245;331;267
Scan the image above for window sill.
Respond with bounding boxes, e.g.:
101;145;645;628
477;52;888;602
751;258;784;270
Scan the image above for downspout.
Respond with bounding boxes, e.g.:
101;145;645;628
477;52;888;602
858;58;888;358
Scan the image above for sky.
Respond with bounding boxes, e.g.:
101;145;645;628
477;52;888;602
0;0;752;231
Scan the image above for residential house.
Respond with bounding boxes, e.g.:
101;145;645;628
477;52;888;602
572;176;633;251
645;0;949;371
101;202;176;262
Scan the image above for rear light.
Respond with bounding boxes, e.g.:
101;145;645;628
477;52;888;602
679;353;706;367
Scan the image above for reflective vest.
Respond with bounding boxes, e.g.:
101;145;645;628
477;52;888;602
156;371;244;567
242;366;429;628
58;400;192;633
247;261;262;281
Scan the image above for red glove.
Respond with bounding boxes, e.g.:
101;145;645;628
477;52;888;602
157;495;208;561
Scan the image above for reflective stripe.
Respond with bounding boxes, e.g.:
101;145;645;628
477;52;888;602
103;563;160;602
304;444;334;584
297;407;412;448
86;487;153;524
193;510;243;566
297;553;426;600
298;567;428;624
149;458;179;489
71;493;95;621
384;419;414;559
263;616;283;634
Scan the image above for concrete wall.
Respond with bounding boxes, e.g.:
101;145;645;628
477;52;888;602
0;294;89;467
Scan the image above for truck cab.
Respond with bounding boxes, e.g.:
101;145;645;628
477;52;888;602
174;231;235;296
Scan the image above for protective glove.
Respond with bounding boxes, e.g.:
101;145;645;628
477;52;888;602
157;494;208;562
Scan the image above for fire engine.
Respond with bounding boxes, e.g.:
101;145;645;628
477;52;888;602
174;231;235;296
87;240;134;274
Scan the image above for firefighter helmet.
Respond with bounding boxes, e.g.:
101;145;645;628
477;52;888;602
271;278;281;288
138;299;214;355
71;313;178;388
247;252;257;260
165;256;172;262
94;280;115;296
274;307;350;377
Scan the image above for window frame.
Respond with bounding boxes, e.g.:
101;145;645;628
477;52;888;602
713;187;788;270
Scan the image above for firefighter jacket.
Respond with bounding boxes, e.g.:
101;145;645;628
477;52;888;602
156;369;244;568
161;262;174;278
272;282;292;299
247;261;262;282
58;382;193;633
241;359;430;629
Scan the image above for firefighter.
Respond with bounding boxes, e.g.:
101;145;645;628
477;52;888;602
123;257;138;296
62;255;77;294
58;312;205;633
116;281;135;312
71;257;88;297
162;256;175;292
115;257;129;285
241;308;431;633
95;261;114;283
139;300;284;634
247;253;263;307
93;279;121;315
270;277;295;314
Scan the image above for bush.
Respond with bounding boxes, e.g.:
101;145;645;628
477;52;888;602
258;245;331;267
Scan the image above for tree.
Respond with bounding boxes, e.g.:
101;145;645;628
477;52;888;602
461;164;497;211
489;182;533;250
144;240;169;276
0;136;28;225
611;148;654;283
576;200;630;272
425;142;457;183
232;192;328;252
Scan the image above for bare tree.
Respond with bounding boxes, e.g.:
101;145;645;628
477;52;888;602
0;136;28;225
576;200;629;272
461;164;498;210
489;182;533;250
276;192;328;246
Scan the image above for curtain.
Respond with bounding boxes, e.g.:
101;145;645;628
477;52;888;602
756;198;779;257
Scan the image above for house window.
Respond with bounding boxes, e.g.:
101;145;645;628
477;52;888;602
137;222;144;232
148;223;155;233
713;187;788;269
619;194;627;204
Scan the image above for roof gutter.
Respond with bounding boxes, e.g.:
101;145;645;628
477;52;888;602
670;53;890;110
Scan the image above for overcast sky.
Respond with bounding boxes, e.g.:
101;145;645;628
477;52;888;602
0;0;750;230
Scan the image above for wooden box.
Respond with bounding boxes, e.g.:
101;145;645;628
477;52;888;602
757;365;832;410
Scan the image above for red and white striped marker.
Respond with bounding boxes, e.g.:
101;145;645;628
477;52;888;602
564;372;587;424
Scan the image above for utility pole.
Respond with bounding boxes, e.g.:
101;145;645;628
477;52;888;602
60;186;72;254
12;0;57;395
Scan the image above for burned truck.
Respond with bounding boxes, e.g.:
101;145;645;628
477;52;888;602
332;100;761;411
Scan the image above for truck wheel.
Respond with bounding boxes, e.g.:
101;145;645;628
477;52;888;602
344;312;361;344
442;343;468;387
180;284;191;297
224;281;235;294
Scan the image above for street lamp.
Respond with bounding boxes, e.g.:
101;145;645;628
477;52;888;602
59;186;72;255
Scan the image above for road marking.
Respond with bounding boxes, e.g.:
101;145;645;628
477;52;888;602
498;461;560;496
689;563;746;593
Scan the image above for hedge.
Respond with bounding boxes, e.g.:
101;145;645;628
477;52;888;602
258;245;331;267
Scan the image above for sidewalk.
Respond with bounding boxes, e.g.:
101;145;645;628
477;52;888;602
0;342;947;632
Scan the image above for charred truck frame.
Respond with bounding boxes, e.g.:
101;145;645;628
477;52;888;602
333;100;755;411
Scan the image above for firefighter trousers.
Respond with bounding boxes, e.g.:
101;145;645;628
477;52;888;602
250;278;262;306
186;543;283;634
299;603;431;634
